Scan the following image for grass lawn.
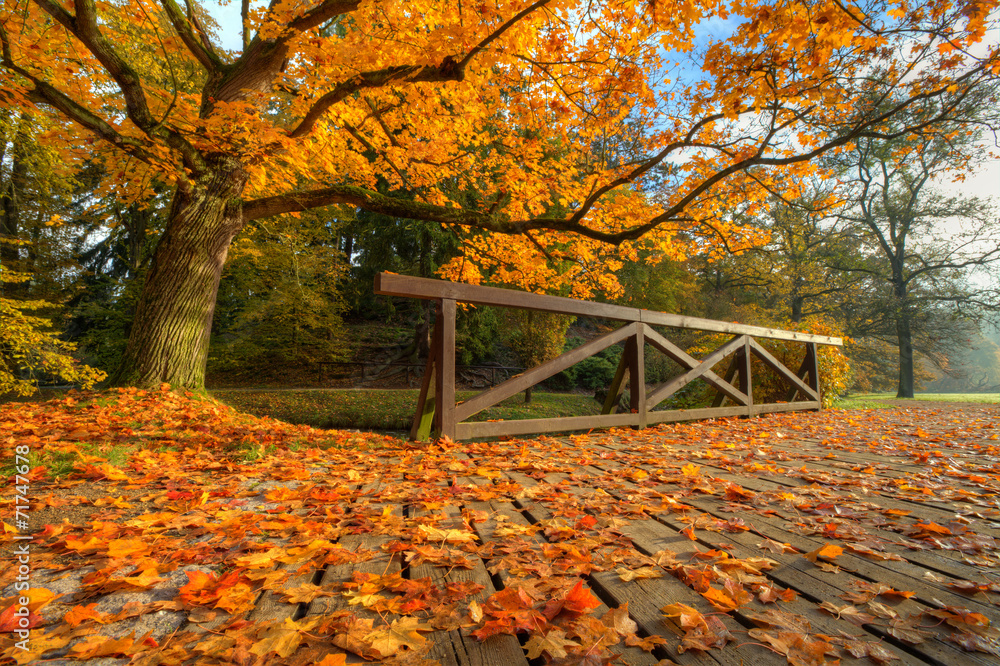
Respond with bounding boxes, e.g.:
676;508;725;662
833;392;999;409
211;388;600;431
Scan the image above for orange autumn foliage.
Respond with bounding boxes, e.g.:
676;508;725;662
1;0;998;389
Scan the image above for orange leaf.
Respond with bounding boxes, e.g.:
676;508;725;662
702;587;739;611
62;603;110;627
804;543;843;562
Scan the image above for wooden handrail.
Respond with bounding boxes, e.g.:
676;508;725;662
374;273;841;441
375;272;842;345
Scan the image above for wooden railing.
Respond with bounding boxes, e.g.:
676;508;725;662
375;273;843;441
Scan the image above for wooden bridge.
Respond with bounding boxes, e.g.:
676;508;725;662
375;273;842;441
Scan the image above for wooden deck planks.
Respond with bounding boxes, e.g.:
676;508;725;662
228;408;999;666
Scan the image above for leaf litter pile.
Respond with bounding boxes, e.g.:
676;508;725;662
1;388;999;666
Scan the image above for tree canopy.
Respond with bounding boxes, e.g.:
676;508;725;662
1;0;997;388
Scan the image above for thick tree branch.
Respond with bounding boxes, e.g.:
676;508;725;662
0;25;158;163
285;0;551;139
245;60;1000;246
31;0;205;174
209;0;361;110
287;62;469;138
158;0;226;72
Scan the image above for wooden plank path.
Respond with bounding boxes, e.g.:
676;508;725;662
5;403;1000;665
237;404;1000;665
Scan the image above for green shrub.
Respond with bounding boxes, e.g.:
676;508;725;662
574;356;617;389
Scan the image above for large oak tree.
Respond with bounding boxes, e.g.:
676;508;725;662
1;0;996;388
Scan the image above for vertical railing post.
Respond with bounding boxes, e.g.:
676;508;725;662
631;324;647;428
807;342;821;410
740;336;753;417
411;300;442;441
602;335;630;415
437;299;457;439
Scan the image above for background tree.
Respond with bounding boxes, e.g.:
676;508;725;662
1;0;996;389
831;128;1000;397
210;209;349;381
500;310;573;404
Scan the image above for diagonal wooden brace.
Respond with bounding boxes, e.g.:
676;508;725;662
644;330;749;408
748;338;819;402
646;334;749;409
455;323;640;423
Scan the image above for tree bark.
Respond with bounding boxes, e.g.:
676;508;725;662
790;296;803;323
0;113;29;298
107;157;247;389
895;311;915;398
893;273;915;398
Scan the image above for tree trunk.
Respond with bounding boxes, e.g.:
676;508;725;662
790;295;803;323
107;159;247;389
524;385;533;404
895;312;915;398
893;273;915;398
0;114;29;298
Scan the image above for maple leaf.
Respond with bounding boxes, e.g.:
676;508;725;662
0;605;43;632
315;656;348;666
543;580;602;619
679;614;734;653
759;538;799;554
344;580;386;608
70;634;137;659
178;570;255;613
866;601;900;620
661;602;707;629
601;604;638;636
365;617;433;657
417;524;477;543
803;543;843;563
702;587;741;612
947;629;1000;657
755;583;797;604
280;583;333;603
818;601;875;626
525;628;581;659
886;618;933;644
616;566;663;582
625;633;669;651
105;538;149;558
467;599;484;623
250;618;305;658
121;568;166;590
839;636;899;663
61;603;111;627
745;608;812;633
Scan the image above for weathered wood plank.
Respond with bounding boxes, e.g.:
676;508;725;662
588;438;999;603
408;504;528;666
506;470;785;666
454;462;663;666
569;461;995;666
439;298;457;439
411;315;440;440
455;412;639;439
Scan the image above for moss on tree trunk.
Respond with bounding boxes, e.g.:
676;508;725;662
108;160;246;389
